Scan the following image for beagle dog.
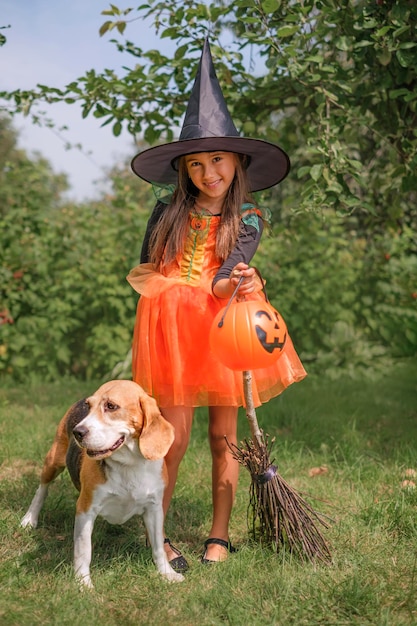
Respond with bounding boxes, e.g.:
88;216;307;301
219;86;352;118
21;380;184;587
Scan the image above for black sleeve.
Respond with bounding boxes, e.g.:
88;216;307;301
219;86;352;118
140;201;166;263
212;218;264;287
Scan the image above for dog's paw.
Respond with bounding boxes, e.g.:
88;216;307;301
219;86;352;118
76;574;94;590
20;512;37;529
164;570;185;583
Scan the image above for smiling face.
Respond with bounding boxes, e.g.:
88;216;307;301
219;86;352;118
184;151;238;210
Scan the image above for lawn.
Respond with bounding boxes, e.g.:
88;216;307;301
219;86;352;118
1;359;416;625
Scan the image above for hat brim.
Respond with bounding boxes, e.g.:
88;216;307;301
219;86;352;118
131;136;290;192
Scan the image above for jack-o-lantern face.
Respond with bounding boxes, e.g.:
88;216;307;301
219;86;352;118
210;299;287;371
255;309;287;354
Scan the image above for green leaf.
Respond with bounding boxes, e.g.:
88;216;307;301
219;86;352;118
353;40;373;48
326;181;344;194
144;125;160;144
243;120;256;133
277;25;298;38
261;0;280;13
396;49;417;68
389;88;410;99
160;27;178;39
99;21;114;37
377;49;392;66
81;103;94;119
112;121;122;136
282;13;301;23
297;166;311;179
393;25;410;38
335;36;350;52
241;16;259;23
310;164;323;182
362;19;378;29
375;26;391;37
399;42;417;50
404;91;417;102
306;54;324;63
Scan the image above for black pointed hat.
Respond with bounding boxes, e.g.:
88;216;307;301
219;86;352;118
131;39;290;192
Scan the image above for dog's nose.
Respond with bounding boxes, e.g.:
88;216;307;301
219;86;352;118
73;424;89;442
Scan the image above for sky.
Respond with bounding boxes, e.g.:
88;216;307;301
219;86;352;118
1;0;175;201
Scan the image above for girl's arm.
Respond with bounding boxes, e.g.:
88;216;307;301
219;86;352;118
212;215;264;299
140;201;167;263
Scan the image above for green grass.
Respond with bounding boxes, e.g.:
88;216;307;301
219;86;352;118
1;361;417;625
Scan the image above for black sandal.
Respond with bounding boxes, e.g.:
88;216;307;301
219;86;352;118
201;537;237;564
164;538;189;573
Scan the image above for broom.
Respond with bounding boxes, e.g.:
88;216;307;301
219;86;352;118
216;274;332;563
228;369;332;563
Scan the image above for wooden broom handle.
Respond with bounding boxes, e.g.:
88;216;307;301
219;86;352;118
243;370;263;447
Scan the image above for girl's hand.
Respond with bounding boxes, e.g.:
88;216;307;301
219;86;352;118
230;263;256;297
212;263;258;299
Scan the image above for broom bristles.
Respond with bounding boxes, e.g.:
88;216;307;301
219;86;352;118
235;369;331;563
228;434;332;563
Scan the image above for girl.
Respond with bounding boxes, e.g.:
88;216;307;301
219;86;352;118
127;40;306;570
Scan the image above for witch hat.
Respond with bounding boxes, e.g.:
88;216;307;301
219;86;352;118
131;38;290;192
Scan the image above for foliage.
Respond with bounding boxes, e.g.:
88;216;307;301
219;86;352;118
1;2;416;379
256;206;417;377
0;25;9;47
0;118;153;381
1;110;416;382
1;0;416;220
361;224;417;357
1;363;417;624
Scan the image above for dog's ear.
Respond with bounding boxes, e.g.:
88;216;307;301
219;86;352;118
138;394;174;460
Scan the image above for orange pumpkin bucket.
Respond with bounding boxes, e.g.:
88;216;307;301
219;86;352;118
210;274;287;371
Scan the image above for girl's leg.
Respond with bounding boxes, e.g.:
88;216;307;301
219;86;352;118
160;406;194;560
205;405;239;561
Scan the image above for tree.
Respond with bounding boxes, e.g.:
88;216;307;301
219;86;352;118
1;1;416;378
0;116;153;381
1;0;415;221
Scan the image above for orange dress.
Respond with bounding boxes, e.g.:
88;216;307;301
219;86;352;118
127;209;306;408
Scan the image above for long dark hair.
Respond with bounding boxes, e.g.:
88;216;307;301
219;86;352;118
149;152;253;267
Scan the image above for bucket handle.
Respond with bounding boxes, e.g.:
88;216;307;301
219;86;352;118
216;268;269;328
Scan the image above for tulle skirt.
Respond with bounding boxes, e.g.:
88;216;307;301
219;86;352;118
130;269;307;408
